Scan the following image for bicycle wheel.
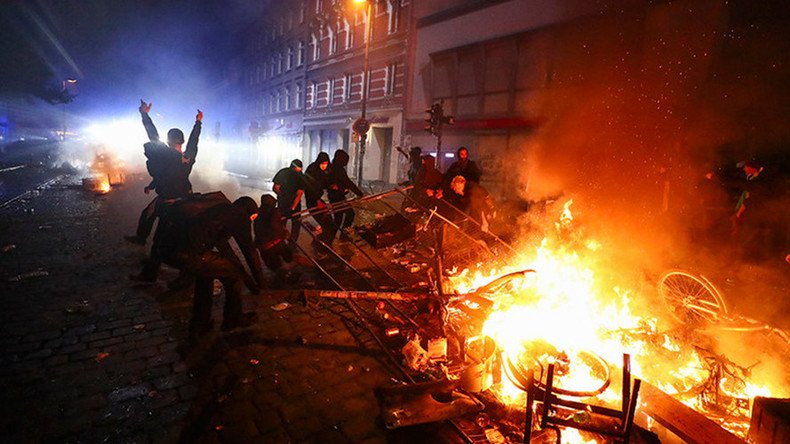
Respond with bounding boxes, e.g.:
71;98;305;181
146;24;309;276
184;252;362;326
658;271;728;326
505;344;611;398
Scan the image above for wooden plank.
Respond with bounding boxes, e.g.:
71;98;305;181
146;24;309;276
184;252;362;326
303;289;429;301
639;382;745;444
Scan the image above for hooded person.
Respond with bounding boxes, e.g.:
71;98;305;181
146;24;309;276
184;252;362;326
327;150;364;241
254;194;295;277
272;159;306;242
413;154;444;206
445;146;481;184
303;152;336;244
143;194;265;340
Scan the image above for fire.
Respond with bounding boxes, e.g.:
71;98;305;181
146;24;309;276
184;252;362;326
97;180;111;193
448;199;785;440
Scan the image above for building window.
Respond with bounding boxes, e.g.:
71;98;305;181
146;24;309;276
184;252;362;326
315;0;322;13
296;83;303;109
328;78;336;106
300;1;306;23
328;26;337;55
285;86;291;111
344;73;353;102
308;82;316;109
270;56;276;77
311;33;320;61
277;52;283;74
342;19;353;49
387;0;399;34
298;41;305;66
287;46;294;71
385;63;396;96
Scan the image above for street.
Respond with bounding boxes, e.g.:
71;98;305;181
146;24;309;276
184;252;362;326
0;171;449;443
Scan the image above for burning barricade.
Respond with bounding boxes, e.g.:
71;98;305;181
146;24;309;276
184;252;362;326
299;189;788;442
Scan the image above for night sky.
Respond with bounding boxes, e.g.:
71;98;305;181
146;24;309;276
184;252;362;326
1;0;263;121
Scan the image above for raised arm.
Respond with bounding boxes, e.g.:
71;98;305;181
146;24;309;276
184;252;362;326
184;109;203;163
139;100;159;142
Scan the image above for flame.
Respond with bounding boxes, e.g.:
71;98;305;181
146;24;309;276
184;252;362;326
448;199;784;440
97;180;111;193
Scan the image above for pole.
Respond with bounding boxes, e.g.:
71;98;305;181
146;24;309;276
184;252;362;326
356;1;373;187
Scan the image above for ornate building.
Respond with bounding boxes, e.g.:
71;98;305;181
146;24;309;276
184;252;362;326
240;0;412;182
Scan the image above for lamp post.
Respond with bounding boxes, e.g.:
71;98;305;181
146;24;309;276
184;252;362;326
61;79;77;141
352;0;373;187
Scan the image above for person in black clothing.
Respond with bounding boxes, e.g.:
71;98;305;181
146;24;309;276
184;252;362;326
144;194;265;339
254;195;294;276
272;159;305;243
412;154;444;207
303;152;336;244
445;146;482;184
446;175;495;231
406;146;422;185
125;100;202;245
327;150;364;241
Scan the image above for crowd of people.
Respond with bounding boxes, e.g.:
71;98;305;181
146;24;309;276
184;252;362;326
122;100;501;342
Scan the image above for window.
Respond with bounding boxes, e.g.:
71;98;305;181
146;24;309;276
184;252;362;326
343;19;353;49
308;82;317;109
328;78;336;105
277;52;283;74
328;26;337;55
298;40;305;66
287;46;294;71
299;1;306;23
344;73;353;101
285;86;291;111
296;83;303;109
385;63;396;96
387;0;400;34
315;0;322;13
270;56;276;77
311;33;320;61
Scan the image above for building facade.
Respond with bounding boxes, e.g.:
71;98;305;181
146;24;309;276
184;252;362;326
240;0;412;183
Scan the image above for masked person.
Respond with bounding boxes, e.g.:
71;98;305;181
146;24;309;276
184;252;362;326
272;159;306;243
254;195;295;281
445;146;482;184
144;195;265;340
125;100;202;246
327;150;364;241
303;152;336;244
413;154;444;207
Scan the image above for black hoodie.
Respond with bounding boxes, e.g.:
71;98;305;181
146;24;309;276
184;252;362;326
304;152;330;204
328;150;363;200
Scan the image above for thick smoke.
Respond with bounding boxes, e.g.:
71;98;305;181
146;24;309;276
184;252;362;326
517;1;789;280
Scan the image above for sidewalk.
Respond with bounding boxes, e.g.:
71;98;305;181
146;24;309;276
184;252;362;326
0;174;442;443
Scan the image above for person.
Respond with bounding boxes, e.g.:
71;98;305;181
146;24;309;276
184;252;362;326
412;154;444;207
327;150;363;241
125;100;202;245
406;147;422;185
445;146;482;184
272;159;306;243
254;195;295;280
145;194;265;339
446;175;495;232
303;152;336;244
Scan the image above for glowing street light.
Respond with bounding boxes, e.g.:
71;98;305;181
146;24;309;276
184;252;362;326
351;0;373;187
61;79;77;141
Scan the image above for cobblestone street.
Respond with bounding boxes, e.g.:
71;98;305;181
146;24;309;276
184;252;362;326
0;174;439;443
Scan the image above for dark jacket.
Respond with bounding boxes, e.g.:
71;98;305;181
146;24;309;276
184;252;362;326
141;112;201;199
272;167;306;210
153;197;264;288
254;197;289;248
415;155;444;195
304;152;330;205
328;150;363;201
445;149;481;184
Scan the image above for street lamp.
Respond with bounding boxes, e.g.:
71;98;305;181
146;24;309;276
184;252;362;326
61;79;77;141
352;0;373;187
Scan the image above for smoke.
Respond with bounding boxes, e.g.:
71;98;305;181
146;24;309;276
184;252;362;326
515;0;789;276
